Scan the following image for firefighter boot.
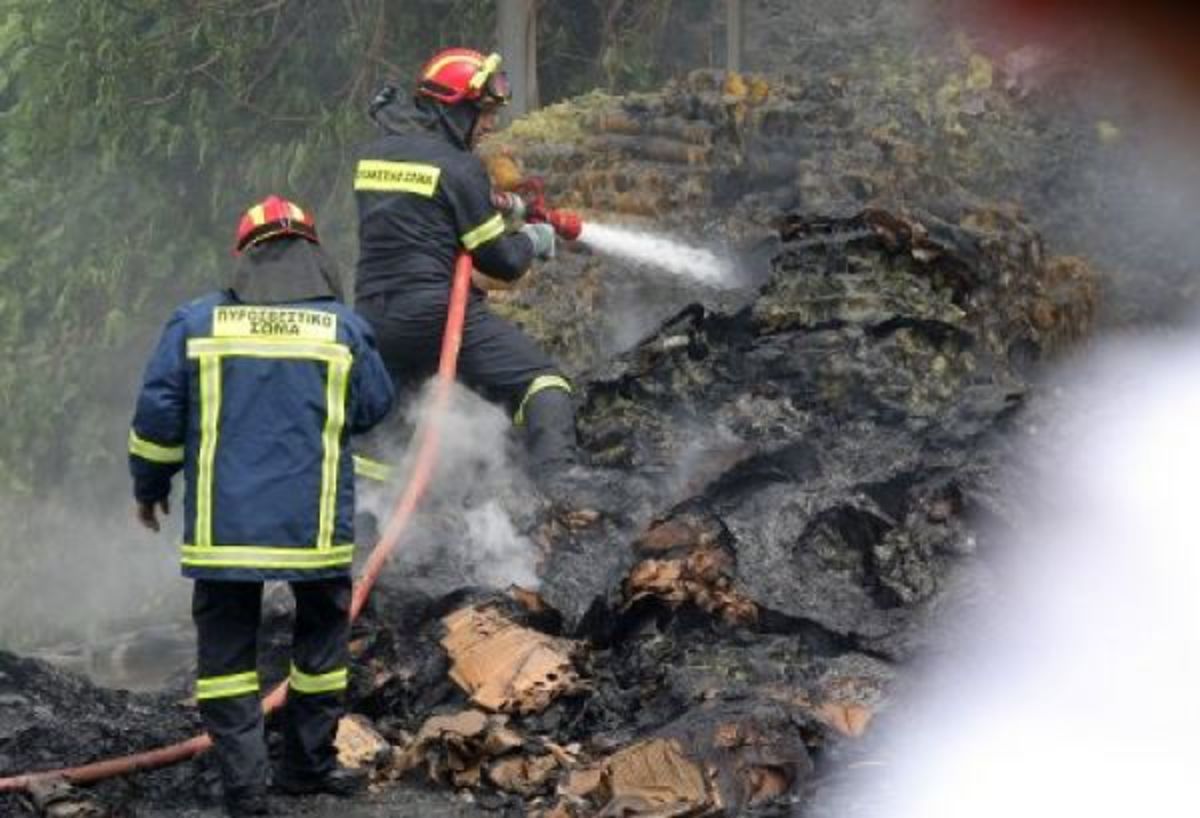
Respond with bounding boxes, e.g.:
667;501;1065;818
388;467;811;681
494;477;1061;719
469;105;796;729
224;787;271;817
521;386;656;516
275;766;368;797
521;384;579;472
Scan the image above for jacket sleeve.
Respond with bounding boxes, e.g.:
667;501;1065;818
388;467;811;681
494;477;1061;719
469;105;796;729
348;320;395;435
444;155;534;282
129;309;189;504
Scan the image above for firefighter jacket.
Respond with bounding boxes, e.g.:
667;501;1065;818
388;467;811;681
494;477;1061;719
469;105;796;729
354;97;534;301
128;290;395;582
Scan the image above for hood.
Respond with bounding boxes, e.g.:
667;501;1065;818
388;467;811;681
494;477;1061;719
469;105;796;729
227;238;345;305
371;89;476;151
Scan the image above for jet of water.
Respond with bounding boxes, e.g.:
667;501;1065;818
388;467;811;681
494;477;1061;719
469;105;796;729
578;222;736;289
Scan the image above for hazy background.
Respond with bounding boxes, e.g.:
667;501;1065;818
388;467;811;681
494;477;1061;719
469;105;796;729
2;0;1199;659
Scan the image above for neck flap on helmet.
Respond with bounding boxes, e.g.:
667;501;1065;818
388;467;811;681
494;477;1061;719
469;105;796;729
424;96;481;150
228;239;345;305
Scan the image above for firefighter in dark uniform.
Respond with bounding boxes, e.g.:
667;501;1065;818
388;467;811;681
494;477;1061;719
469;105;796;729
354;48;578;472
128;196;394;817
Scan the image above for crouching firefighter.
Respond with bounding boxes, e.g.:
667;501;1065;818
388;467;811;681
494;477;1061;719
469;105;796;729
127;196;394;816
354;48;578;475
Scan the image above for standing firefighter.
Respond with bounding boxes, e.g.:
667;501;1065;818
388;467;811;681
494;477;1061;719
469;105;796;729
128;196;394;817
354;48;578;472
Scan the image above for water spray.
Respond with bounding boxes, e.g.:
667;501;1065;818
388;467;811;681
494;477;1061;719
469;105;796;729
493;178;736;288
576;222;735;289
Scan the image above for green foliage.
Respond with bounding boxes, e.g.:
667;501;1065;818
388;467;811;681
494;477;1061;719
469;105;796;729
0;0;492;648
0;0;716;648
539;0;718;99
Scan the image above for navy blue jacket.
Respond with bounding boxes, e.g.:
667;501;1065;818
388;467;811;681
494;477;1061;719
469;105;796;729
129;291;394;582
354;97;535;301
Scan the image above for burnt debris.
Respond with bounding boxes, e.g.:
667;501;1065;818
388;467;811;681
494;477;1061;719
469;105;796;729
3;68;1098;817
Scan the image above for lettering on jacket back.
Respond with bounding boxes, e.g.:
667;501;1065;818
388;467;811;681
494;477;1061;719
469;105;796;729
213;306;338;341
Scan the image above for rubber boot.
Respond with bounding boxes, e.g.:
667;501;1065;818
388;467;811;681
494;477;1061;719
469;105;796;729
275;766;368;797
225;787;271;816
521;385;578;471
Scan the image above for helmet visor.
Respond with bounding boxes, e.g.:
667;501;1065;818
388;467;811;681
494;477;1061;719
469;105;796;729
482;70;512;106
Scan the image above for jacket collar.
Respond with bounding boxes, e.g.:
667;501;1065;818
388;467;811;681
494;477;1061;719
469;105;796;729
372;94;475;151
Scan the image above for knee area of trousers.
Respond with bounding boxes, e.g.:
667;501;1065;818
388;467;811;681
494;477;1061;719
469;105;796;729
514;374;572;426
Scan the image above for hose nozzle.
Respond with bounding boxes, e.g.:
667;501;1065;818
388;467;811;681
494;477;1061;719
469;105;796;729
494;178;584;242
546;209;583;241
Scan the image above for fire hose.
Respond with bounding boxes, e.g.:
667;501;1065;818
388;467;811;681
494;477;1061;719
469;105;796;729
0;252;477;795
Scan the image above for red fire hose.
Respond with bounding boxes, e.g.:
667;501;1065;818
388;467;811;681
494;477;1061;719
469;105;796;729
0;253;476;795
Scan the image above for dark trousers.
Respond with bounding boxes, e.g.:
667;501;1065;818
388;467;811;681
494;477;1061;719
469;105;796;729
192;577;352;796
357;289;577;467
358;290;556;408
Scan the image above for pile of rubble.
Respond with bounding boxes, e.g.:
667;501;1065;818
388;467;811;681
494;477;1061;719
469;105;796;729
2;57;1100;818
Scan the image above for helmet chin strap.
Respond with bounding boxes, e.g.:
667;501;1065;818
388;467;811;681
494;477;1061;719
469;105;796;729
464;109;482;149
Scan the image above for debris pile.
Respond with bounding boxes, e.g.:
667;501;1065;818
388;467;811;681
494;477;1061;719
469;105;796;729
3;36;1103;818
623;505;757;627
441;604;584;715
394;709;530;790
486;66;1097;375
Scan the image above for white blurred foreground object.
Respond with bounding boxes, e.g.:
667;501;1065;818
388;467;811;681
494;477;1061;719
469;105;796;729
849;334;1200;818
578;223;736;288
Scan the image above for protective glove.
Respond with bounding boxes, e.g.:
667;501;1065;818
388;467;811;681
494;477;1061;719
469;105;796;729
520;222;557;260
135;497;170;533
491;191;528;221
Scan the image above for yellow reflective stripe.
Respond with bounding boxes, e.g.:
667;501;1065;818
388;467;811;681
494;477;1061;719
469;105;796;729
318;359;350;550
353;455;392;483
514;375;572;426
248;205;266;226
289;664;348;695
181;544;355;570
187;337;351;364
424;53;484;80
187;335;354;554
354;160;441;196
468;53;502;90
461;213;505;250
129;430;184;464
196;670;259;700
196;356;222;547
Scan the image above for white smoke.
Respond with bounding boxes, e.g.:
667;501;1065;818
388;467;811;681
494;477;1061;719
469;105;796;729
461;501;540;589
0;491;190;654
835;333;1200;818
362;381;542;591
578;222;737;289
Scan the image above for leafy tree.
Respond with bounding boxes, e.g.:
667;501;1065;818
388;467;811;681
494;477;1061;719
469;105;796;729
0;0;494;646
0;0;710;647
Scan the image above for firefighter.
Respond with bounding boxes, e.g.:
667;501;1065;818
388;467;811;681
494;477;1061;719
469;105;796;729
128;196;394;817
354;48;578;473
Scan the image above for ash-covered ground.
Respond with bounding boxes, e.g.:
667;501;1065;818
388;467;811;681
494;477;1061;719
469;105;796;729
3;5;1145;815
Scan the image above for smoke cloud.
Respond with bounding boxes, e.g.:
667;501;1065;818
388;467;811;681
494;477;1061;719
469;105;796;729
0;485;190;653
817;332;1200;817
362;381;543;595
805;11;1200;813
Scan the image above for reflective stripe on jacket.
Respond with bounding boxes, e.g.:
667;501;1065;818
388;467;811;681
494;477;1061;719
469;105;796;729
129;292;395;582
353;108;534;301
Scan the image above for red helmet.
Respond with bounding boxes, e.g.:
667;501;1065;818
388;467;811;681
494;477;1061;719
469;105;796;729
416;48;511;107
234;195;318;254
